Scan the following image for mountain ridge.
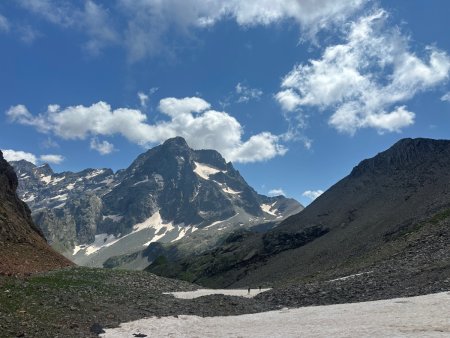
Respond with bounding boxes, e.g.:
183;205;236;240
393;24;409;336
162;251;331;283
11;137;303;269
147;137;450;288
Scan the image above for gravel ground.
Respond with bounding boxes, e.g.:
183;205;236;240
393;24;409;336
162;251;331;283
1;261;449;337
0;267;273;337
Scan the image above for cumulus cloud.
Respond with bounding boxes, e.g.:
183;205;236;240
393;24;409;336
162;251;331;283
235;83;263;103
441;92;450;102
90;138;115;155
302;189;323;201
39;154;64;164
268;188;285;196
1;149;64;165
17;0;364;60
2;149;37;164
276;9;450;135
7;97;286;163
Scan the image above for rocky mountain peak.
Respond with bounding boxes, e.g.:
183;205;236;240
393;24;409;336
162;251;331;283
12;139;303;269
162;136;190;149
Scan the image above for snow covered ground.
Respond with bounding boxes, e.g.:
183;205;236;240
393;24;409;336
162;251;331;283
101;291;450;337
165;288;271;299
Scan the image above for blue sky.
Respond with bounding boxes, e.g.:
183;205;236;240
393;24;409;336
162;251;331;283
1;0;450;206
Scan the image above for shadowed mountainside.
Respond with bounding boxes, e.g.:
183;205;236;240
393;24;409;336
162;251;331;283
0;150;72;275
147;138;450;288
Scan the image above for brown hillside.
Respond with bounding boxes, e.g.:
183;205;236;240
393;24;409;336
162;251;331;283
0;150;72;275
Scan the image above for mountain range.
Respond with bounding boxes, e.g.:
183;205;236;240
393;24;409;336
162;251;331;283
2;138;449;336
147;138;450;289
11;137;303;269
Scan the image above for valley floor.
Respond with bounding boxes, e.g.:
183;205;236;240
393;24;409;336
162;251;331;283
102;291;450;337
0;265;449;337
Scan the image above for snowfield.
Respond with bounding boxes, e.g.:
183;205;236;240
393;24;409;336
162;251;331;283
101;291;450;337
164;288;271;299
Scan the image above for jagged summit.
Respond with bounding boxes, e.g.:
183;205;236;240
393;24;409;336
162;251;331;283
11;139;303;269
162;136;190;148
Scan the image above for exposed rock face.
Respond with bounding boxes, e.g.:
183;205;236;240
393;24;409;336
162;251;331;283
147;138;450;287
0;151;72;275
11;137;303;268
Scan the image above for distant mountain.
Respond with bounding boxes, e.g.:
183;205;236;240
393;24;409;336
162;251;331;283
11;137;303;268
147;138;450;288
0;151;72;275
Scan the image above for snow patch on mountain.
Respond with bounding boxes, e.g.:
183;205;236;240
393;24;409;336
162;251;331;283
40;175;52;184
23;194;35;202
193;162;224;180
261;203;278;216
51;176;65;185
50;193;68;201
86;169;105;179
222;186;241;194
102;214;123;222
73;233;120;256
133;177;150;186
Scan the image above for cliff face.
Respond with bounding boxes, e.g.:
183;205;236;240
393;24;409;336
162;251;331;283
0;151;72;275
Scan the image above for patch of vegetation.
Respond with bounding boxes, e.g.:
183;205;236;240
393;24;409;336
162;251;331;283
429;208;450;224
103;252;140;269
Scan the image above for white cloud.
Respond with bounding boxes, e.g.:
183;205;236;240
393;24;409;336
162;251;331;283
2;149;38;164
235;83;263;103
302;189;323;201
2;149;64;165
121;0;364;61
39;154;64;164
441;92;450;102
268;188;285;196
0;13;9;32
18;0;364;60
138;92;149;108
90;138;115;155
7;97;286;163
276;9;450;135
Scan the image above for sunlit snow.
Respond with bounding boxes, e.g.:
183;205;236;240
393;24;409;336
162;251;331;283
260;202;278;216
222;187;241;194
85;169;105;179
165;288;271;299
101;292;450;338
40;175;52;184
193;162;224;180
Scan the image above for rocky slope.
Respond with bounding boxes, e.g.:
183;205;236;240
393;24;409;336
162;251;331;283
0;150;72;275
11;137;303;268
147;138;450;288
